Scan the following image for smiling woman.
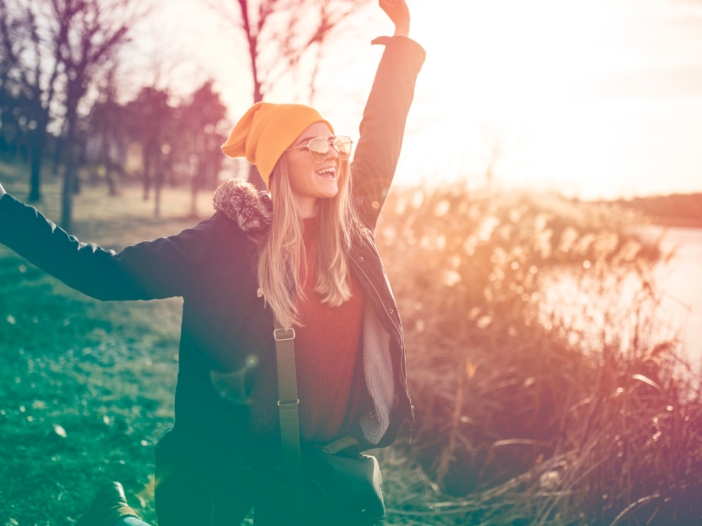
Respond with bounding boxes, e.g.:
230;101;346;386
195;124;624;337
0;1;425;524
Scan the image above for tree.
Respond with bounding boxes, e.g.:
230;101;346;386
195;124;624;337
49;0;146;230
126;87;172;205
211;0;369;190
88;67;125;196
0;0;62;202
177;81;227;217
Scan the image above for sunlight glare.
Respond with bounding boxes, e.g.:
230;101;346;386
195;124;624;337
387;0;702;198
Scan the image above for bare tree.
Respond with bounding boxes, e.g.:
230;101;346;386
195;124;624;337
136;50;181;208
125;86;171;203
47;0;146;230
0;0;62;202
89;67;123;196
177;81;227;218
210;0;369;189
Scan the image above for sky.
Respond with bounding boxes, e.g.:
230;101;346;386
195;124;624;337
128;0;702;200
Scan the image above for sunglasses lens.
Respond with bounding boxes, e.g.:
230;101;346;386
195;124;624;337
309;138;329;162
334;136;353;159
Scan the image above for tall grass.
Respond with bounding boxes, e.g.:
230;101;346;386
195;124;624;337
376;184;701;524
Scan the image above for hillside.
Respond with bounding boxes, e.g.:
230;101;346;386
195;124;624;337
613;192;702;228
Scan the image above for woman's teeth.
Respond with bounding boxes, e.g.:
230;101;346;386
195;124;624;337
315;167;336;179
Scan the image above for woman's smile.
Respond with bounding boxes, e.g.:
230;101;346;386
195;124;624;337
315;165;337;181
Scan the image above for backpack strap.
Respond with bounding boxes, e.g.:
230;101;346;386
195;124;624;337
273;317;301;476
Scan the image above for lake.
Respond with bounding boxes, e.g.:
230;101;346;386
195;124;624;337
637;225;702;364
540;225;702;366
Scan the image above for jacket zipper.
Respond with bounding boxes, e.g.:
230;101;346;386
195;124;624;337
351;257;401;339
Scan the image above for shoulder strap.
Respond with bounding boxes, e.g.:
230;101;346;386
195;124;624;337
273;317;301;476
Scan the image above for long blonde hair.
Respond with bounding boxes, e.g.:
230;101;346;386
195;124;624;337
257;153;359;327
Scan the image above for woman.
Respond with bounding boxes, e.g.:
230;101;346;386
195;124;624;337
0;0;425;524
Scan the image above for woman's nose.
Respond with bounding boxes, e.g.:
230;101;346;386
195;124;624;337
328;141;340;160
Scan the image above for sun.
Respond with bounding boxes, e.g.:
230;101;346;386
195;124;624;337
394;0;625;195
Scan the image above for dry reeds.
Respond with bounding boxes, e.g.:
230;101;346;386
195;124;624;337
375;184;700;524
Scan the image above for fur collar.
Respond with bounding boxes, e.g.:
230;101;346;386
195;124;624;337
213;177;373;240
213;178;272;234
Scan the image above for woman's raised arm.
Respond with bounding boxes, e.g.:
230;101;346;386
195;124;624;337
351;0;425;230
0;191;215;302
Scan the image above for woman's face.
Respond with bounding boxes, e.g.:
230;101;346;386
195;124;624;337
285;122;340;201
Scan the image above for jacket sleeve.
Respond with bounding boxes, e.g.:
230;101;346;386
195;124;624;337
351;36;426;230
0;192;214;301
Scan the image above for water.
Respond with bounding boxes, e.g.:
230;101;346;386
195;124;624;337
636;226;702;362
539;225;702;365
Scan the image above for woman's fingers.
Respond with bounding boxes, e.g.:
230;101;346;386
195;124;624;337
379;0;409;19
379;0;410;37
379;0;410;25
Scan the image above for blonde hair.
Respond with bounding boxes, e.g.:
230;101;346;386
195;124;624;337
257;153;359;327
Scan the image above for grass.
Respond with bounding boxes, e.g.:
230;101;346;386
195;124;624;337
1;163;700;525
0;171;209;525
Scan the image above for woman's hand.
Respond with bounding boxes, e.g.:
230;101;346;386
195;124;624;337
379;0;410;38
0;183;5;199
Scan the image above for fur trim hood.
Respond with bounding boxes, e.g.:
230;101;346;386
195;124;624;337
213;178;372;239
213;178;272;234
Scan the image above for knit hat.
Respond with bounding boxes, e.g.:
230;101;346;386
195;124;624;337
221;102;334;187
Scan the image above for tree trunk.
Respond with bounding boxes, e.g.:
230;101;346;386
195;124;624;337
71;140;86;195
154;152;163;217
143;145;151;200
52;137;63;176
61;159;74;231
190;160;200;218
103;130;116;196
247;83;266;190
240;0;266;192
29;141;42;202
105;162;116;196
61;110;79;230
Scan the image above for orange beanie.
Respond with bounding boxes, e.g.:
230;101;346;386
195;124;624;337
221;102;334;187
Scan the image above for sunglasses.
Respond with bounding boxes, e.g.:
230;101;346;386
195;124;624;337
285;135;353;163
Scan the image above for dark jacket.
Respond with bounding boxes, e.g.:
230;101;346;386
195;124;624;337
0;36;425;466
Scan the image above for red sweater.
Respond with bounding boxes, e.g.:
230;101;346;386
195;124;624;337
246;217;366;446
